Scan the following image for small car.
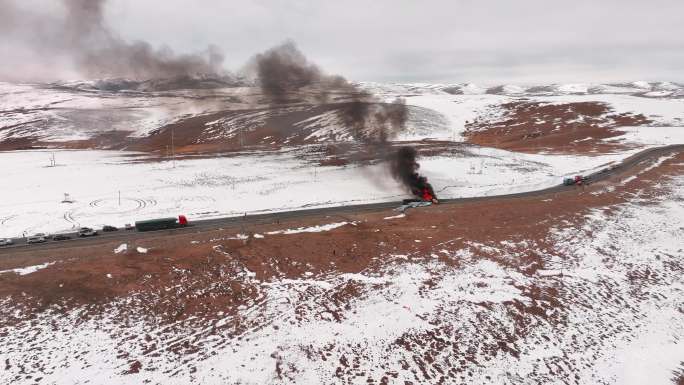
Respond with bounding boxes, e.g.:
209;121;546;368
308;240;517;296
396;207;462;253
0;238;14;246
102;225;118;232
53;234;72;241
124;224;134;230
78;227;98;237
27;234;47;244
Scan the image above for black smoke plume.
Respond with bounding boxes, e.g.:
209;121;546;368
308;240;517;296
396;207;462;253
390;147;419;188
65;0;225;79
252;42;424;192
0;0;225;81
339;99;408;144
390;146;434;200
253;42;408;144
255;41;325;101
252;41;353;102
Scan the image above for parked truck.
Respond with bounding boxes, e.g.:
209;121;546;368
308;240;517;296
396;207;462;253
563;175;588;186
135;215;188;232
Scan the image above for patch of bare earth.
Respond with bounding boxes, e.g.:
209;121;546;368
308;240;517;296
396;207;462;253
0;99;408;157
128;100;417;157
0;151;682;383
465;101;650;154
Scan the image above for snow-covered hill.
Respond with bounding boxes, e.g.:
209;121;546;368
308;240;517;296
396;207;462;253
1;79;684;385
52;74;252;93
2;80;683;152
361;81;684;98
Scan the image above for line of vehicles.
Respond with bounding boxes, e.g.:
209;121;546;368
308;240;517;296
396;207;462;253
0;170;604;249
0;173;594;249
0;215;188;247
0;172;602;249
17;227;101;245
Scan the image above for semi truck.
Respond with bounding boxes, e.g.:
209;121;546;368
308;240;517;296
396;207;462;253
563;175;588;186
135;215;188;232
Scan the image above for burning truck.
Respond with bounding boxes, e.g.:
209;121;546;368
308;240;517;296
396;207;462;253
392;146;439;209
407;169;439;204
252;43;438;208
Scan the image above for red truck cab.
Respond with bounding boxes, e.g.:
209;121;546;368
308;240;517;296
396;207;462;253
178;215;188;226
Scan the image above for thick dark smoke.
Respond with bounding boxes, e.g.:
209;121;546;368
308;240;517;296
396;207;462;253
65;0;224;79
390;147;436;200
390;147;419;188
0;0;224;81
252;42;422;192
339;99;409;144
389;147;427;196
1;0;423;195
255;41;324;101
253;41;350;102
253;42;408;144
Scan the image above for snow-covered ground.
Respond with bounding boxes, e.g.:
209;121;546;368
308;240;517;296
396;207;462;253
1;80;683;238
400;94;509;141
2;81;683;145
364;83;684;142
0;82;255;141
1;80;683;385
0;147;634;238
608;125;684;146
0;261;56;276
2;174;681;384
197;180;684;384
535;94;684;126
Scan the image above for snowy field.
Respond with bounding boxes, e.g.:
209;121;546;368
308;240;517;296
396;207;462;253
363;81;684;142
187;182;684;385
2;173;682;385
2;81;684;145
0;82;257;141
1;80;683;384
1;81;684;238
0;146;633;238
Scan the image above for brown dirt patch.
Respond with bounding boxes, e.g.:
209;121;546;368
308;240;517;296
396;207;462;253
465;101;651;154
126;103;359;155
1;150;681;326
0;149;682;383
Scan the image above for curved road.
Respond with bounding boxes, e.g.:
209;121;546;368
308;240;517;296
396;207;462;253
1;144;682;256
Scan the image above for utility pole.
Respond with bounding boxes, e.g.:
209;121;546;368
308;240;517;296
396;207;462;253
171;127;176;168
118;191;121;206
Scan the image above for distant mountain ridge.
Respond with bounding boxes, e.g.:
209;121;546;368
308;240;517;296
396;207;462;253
360;81;684;98
50;74;253;93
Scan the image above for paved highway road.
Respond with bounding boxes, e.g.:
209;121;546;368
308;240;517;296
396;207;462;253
1;144;682;255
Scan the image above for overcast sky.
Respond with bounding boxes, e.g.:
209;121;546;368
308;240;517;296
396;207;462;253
2;0;683;84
